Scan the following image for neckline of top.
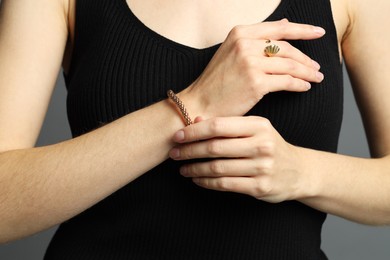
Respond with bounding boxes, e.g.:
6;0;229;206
115;0;290;53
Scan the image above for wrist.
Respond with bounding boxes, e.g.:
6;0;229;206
177;82;212;121
293;145;323;200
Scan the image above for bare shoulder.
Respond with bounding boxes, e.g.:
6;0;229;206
338;0;390;49
67;0;76;36
328;0;389;61
338;0;390;157
329;0;351;59
63;0;76;73
0;0;70;151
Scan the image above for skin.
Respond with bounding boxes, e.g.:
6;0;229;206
169;0;390;225
0;0;322;243
0;0;387;244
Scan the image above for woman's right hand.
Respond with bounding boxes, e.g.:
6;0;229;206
179;19;325;118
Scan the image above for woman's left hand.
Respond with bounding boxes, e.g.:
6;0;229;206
169;116;314;203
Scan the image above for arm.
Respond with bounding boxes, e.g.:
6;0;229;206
169;0;390;225
301;0;390;224
0;0;189;243
0;0;324;243
0;0;194;243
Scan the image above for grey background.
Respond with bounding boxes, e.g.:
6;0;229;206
1;65;390;260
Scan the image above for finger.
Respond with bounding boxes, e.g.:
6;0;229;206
261;74;312;93
257;20;326;40
180;158;268;177
228;19;325;43
170;137;256;160
193;116;204;123
240;39;320;70
266;41;321;70
192;176;263;198
173;116;271;143
261;57;324;83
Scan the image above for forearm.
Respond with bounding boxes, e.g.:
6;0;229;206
298;147;390;225
0;98;187;243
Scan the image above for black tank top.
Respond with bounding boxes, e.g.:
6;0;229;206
45;0;342;259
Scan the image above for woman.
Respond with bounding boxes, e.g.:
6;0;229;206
0;0;389;259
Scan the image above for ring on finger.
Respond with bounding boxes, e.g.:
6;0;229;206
264;43;280;57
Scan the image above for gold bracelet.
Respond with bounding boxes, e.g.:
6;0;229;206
167;90;193;126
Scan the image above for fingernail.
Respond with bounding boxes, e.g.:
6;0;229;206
316;72;324;81
180;166;188;176
312;60;321;70
313;26;326;35
173;130;185;142
305;82;311;90
169;148;180;159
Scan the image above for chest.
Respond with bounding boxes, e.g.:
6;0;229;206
124;0;283;48
65;0;344;152
64;0;348;72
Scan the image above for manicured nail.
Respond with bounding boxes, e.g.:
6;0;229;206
312;60;321;70
169;148;180;159
305;82;311;90
316;71;324;81
180;166;188;176
173;130;185;142
313;26;326;35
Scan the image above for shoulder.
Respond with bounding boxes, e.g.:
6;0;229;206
338;0;389;60
329;0;350;57
65;0;76;41
0;0;69;26
64;0;74;29
63;0;76;72
335;0;389;43
328;0;389;60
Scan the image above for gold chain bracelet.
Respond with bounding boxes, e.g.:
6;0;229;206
167;90;193;126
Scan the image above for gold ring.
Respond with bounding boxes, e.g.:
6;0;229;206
264;44;280;57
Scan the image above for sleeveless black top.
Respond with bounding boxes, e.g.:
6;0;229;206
45;0;343;259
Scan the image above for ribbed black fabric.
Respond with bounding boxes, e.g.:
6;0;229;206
45;0;342;259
